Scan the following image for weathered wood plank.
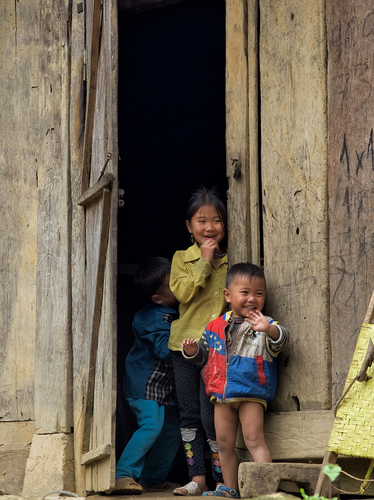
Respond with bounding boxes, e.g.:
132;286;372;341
82;0;102;193
119;0;185;13
35;0;73;434
247;0;261;266
0;0;38;423
226;0;251;266
236;410;335;461
78;173;114;206
84;0;119;491
0;422;34;445
260;0;329;411
327;1;374;405
82;188;112;454
70;0;88;494
81;443;111;465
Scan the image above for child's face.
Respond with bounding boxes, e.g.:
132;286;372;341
186;204;225;247
223;275;266;318
152;273;178;308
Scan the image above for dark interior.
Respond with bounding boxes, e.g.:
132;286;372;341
116;0;227;485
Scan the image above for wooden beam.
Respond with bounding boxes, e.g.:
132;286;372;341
82;188;112;454
77;173;114;207
119;0;185;14
81;0;102;193
80;443;111;465
236;410;335;461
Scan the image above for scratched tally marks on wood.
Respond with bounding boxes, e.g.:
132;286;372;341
260;0;329;411
327;2;374;405
83;0;118;493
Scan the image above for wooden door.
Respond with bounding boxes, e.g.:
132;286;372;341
77;0;118;493
227;0;334;462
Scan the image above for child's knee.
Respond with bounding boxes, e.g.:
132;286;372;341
243;432;266;452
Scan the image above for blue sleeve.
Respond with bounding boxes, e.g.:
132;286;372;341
141;311;173;362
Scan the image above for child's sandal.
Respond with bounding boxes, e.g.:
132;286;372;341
202;485;240;498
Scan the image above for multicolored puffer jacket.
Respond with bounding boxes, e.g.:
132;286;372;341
198;311;290;408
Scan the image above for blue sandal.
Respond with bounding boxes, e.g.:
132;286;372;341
202;485;240;498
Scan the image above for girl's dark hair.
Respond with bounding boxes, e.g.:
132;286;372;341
186;186;227;250
135;257;171;299
226;262;265;288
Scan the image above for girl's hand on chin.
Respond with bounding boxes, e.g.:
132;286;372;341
200;239;219;263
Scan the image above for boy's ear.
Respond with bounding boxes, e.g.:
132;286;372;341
223;288;231;303
151;294;162;305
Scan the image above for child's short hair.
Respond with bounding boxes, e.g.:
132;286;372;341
226;262;265;288
135;257;171;299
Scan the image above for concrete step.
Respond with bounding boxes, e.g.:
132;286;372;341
238;462;323;498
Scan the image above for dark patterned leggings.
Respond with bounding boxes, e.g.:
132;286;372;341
172;351;223;483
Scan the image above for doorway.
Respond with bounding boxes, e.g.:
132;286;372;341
116;0;227;485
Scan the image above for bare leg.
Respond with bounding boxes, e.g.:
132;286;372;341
239;401;272;463
214;403;240;494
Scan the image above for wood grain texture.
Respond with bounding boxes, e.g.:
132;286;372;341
82;0;102;193
0;0;39;423
83;0;118;492
82;188;113;454
34;0;73;433
226;0;251;266
260;0;329;411
0;422;34;445
327;1;374;406
78;173;115;206
236;410;335;461
247;0;261;266
81;443;111;466
70;0;88;493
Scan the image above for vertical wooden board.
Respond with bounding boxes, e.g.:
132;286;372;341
0;1;39;422
82;0;102;192
84;0;118;492
226;0;251;265
226;0;261;266
260;0;329;411
35;0;73;433
88;260;116;491
247;0;261;266
70;1;87;495
327;2;374;405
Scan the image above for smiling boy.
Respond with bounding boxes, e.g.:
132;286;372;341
182;263;290;498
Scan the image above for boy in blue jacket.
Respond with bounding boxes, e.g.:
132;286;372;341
114;257;181;495
182;263;290;498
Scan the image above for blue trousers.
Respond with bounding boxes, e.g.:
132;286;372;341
116;398;181;486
